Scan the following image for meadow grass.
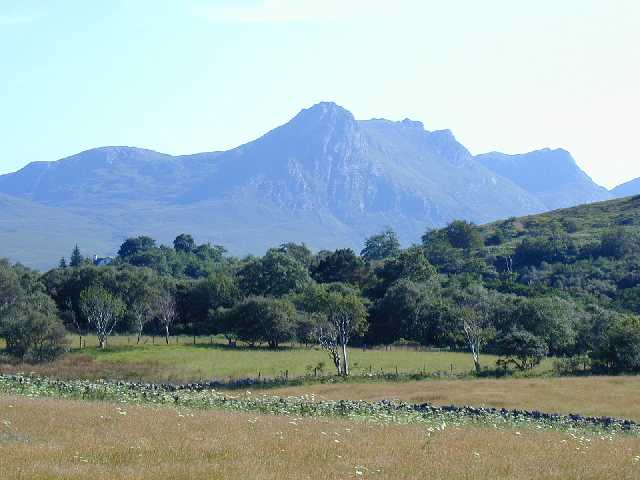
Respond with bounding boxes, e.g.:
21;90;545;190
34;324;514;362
270;375;640;421
1;394;639;480
6;335;550;383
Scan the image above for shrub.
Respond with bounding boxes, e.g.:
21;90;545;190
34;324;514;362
496;330;548;371
552;355;591;375
1;311;69;362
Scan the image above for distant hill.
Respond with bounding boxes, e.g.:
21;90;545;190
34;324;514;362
611;177;640;199
476;149;611;211
0;102;617;269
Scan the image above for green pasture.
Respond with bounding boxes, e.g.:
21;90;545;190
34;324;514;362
65;335;553;383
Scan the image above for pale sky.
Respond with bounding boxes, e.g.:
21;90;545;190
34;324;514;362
1;0;639;188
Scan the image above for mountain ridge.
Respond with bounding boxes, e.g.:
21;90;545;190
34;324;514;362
0;102;630;270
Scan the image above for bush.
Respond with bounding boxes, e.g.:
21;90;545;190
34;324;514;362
496;330;548;371
219;296;297;348
514;234;577;267
552;355;591;375
1;311;69;362
444;221;483;250
598;228;639;259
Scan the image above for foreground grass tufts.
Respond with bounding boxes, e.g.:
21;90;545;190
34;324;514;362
1;374;638;438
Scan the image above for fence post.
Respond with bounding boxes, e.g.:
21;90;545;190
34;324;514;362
395;365;398;377
285;370;289;381
193;335;196;345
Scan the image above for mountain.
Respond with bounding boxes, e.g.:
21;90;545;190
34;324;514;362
611;177;640;198
0;102;606;269
476;148;611;211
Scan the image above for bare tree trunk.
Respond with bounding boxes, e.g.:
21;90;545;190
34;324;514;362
341;342;349;376
136;331;141;345
471;344;481;374
165;325;170;344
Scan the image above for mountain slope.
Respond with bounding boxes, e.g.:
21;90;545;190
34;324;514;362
0;102;608;269
476;149;611;210
611;177;640;198
0;193;116;269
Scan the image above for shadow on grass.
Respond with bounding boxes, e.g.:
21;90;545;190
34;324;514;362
75;342;307;356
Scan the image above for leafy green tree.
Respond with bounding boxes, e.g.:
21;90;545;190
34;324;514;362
1;310;69;362
496;330;548;371
444;220;483;250
312;249;365;286
376;246;437;287
218;297;296;348
276;243;314;268
450;286;500;374
370;279;442;345
513;297;576;355
173;233;196;253
591;314;640;372
361;228;401;262
295;312;323;347
314;284;368;376
0;271;69;363
178;273;239;330
238;250;310;297
117;236;157;258
514;233;577;267
0;259;22;317
79;285;125;348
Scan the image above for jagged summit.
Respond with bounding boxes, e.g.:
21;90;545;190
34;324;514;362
293;101;355;122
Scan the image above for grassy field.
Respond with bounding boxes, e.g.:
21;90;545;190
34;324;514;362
1;394;639;480
271;376;640;421
1;335;553;383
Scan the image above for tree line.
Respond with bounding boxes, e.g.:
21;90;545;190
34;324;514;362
1;218;640;376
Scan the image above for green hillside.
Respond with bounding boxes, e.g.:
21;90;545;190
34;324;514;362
481;195;640;252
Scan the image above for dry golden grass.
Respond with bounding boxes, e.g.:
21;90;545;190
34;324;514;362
270;376;640;420
0;354;164;381
1;394;639;480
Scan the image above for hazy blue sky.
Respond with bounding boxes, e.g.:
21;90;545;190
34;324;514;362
1;0;638;188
